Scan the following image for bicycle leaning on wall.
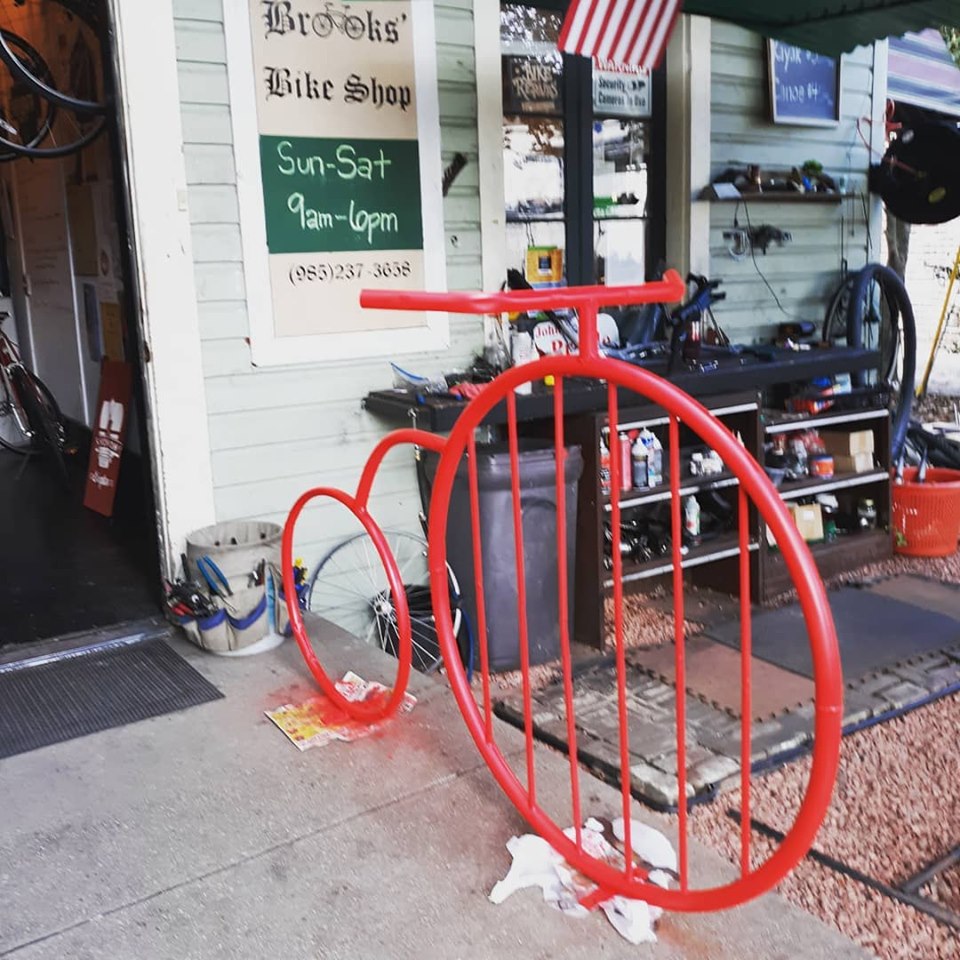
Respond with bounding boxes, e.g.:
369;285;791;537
0;311;69;482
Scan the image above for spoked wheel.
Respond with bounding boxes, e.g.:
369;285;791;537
0;371;32;453
9;365;68;483
307;530;466;675
823;264;916;460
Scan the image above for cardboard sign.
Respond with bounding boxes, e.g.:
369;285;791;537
83;360;133;517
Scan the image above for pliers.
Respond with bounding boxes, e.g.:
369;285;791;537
196;555;234;607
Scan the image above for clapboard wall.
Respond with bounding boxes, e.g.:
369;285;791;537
172;0;483;562
707;23;877;343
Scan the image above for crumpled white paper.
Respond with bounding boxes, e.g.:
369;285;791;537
489;817;677;944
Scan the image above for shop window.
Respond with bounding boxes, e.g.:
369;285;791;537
500;2;663;291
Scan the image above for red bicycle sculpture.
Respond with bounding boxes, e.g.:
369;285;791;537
282;270;843;913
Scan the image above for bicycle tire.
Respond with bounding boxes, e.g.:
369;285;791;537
307;529;466;674
0;31;58;160
315;13;335;37
0;112;106;159
847;264;916;461
0;26;108;115
0;369;32;453
10;365;68;484
344;15;365;39
822;273;854;345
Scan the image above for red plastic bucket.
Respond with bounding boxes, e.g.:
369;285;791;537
892;467;960;557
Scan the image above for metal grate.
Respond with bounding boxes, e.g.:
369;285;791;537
0;636;223;759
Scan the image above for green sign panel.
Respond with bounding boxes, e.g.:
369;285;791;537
259;135;424;255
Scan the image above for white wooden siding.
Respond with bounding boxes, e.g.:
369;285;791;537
707;24;876;343
173;0;484;564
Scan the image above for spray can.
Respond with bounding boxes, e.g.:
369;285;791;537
631;434;648;489
599;436;611;496
618;432;632;492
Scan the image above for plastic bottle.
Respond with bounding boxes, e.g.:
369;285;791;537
618;433;632;492
599;436;611;496
510;330;535;395
631;434;648;489
641;428;663;487
684;496;701;545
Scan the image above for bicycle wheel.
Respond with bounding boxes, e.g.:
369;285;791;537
10;365;68;484
0;25;107;115
822;273;854;346
847;264;916;461
307;530;464;674
315;13;335;37
0;31;58;160
0;370;32;452
344;15;365;39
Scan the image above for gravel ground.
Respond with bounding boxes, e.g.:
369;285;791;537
923;862;960;914
687;693;960;960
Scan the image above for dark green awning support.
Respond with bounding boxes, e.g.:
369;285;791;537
681;1;960;57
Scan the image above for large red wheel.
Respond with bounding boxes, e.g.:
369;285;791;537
282;487;412;723
425;357;843;912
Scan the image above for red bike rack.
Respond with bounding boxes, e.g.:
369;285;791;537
283;270;843;912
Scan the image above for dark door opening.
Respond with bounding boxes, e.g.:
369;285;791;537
0;0;160;651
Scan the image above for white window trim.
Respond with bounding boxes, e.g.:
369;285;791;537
222;0;448;366
473;0;507;292
666;14;712;278
106;0;216;578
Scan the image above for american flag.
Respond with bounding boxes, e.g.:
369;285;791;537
558;0;684;70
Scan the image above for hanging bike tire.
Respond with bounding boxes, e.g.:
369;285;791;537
0;113;106;159
0;30;59;160
846;264;916;461
0;25;107;115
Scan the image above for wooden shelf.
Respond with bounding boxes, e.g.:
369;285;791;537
777;469;888;501
604;536;759;589
763;406;890;434
764;528;891;597
698;189;846;204
604;471;739;511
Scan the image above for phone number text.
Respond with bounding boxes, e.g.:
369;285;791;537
288;260;412;286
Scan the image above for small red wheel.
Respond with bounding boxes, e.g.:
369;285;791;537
282;487;412;722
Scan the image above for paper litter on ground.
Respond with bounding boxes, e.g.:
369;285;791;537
489;817;677;944
265;671;416;751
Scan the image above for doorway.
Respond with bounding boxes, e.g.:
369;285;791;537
0;0;159;650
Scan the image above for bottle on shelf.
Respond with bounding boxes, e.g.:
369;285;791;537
639;427;663;487
631;432;648;489
684;495;701;546
599;436;611;496
618;432;632;492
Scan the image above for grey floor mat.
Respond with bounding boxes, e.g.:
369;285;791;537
708;587;960;680
0;636;223;759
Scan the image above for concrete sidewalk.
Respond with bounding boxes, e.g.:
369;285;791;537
0;624;872;960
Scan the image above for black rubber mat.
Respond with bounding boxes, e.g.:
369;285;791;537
708;587;960;680
0;636;223;759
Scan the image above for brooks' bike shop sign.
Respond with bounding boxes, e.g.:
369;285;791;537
229;0;447;364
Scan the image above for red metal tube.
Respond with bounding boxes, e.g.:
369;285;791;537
606;383;633;878
506;390;536;802
359;271;685;317
466;433;494;743
668;415;689;890
354;428;445;508
739;485;753;876
553;376;583;847
281;486;411;722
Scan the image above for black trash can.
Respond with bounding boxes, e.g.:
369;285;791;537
425;441;583;672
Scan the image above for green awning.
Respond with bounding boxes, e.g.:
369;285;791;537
682;1;960;57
